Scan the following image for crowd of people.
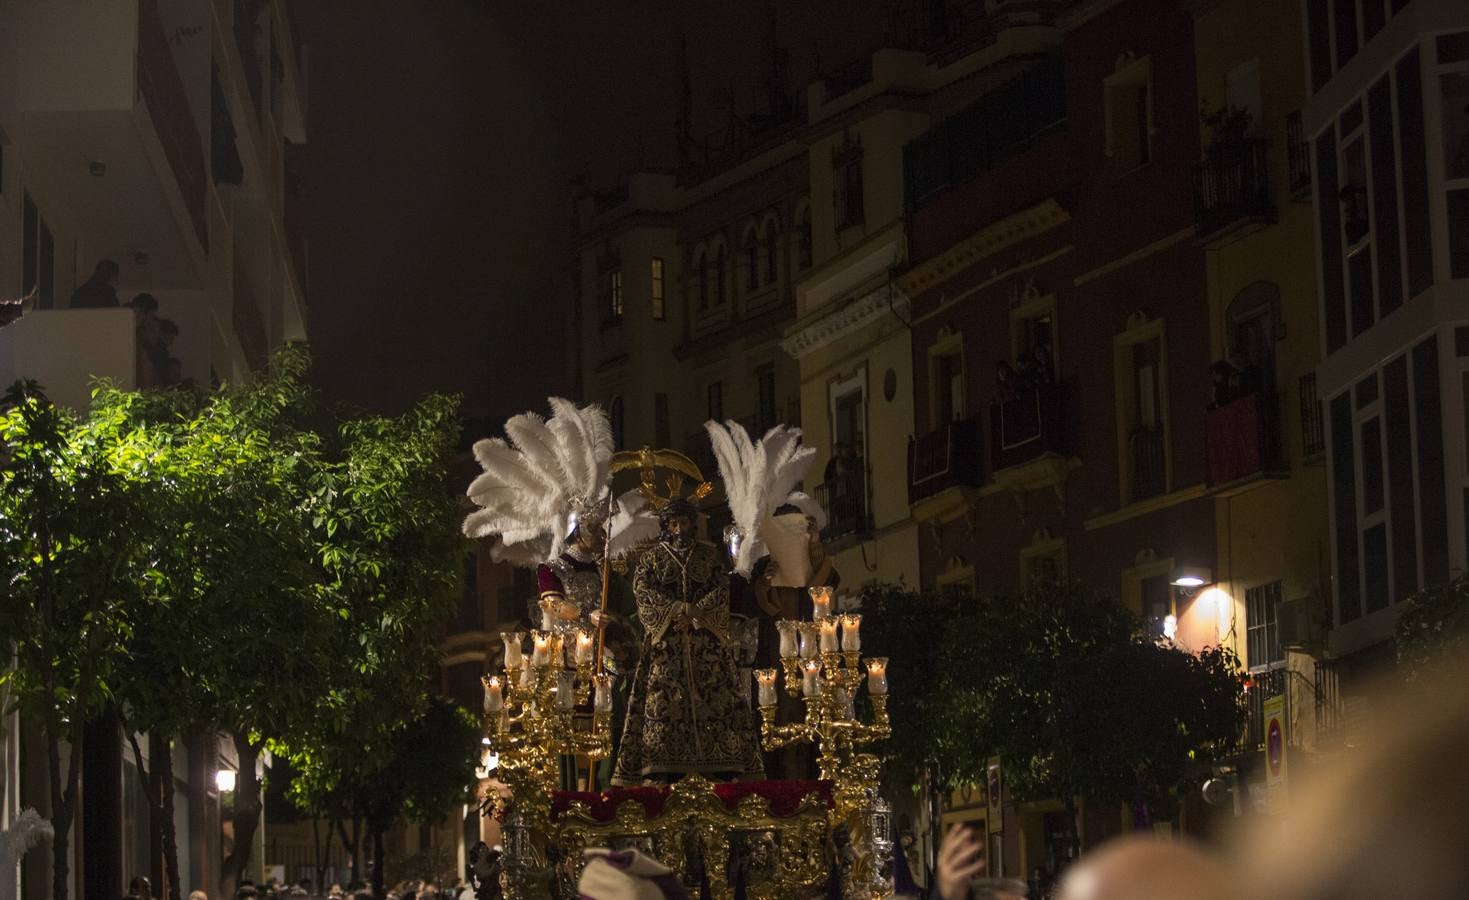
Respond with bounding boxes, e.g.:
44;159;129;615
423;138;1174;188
124;876;481;900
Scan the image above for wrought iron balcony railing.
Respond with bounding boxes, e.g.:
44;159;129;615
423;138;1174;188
990;385;1064;473
1194;137;1275;244
908;416;982;504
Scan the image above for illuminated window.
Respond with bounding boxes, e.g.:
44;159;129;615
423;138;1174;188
650;258;665;320
1246;580;1284;671
608;270;623;319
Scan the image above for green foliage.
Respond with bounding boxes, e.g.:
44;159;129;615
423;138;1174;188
1395;575;1469;682
861;580;1245;809
1;346;468;894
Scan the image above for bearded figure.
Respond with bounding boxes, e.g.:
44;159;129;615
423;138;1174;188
611;499;763;784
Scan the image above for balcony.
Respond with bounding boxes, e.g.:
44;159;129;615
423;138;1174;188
991;385;1064;472
0;310;138;410
816;473;869;541
1206;392;1286;492
908;417;981;506
0;0;211;288
1194;138;1276;248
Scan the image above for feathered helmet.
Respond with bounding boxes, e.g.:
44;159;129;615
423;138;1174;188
705;420;818;577
462;398;614;566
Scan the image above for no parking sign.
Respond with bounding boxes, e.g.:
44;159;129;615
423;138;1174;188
1263;694;1288;810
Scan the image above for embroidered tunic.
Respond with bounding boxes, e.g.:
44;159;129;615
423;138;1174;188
611;539;763;784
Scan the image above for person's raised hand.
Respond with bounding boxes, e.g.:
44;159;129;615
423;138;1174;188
938;823;986;900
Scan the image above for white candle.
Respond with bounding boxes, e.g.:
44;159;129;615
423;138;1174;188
777;621;799;659
555;671;576;710
501;632;524;669
519;666;535;690
575;630;595;666
809;586;833;620
866;657;889;696
538;597;558;632
819;618;839;653
531;631;552;668
801;660;821;697
594;674;613;713
482;676;503;714
840;613;862;652
755;669;778;708
799;624;818;659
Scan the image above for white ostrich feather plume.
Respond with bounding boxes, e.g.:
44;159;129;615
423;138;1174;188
606;489;660;559
704;420;817;577
0;809;53;900
463;398;614;566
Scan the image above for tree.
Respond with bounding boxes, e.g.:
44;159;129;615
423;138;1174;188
0;382;155;900
862;581;1245;857
1395;575;1469;683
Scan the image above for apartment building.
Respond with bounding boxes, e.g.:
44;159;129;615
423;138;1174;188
0;1;308;896
1302;0;1469;738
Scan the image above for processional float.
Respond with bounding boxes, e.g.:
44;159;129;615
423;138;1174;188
463;400;897;899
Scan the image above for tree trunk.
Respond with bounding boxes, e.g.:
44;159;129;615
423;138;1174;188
220;732;263;899
370;829;386;899
46;728;81;900
314;815;339;893
1064;796;1082;866
152;732;184;900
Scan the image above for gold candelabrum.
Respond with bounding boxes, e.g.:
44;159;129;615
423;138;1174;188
754;586;893;900
481;623;614;898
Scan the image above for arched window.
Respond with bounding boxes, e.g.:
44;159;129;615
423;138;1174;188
795;203;813;270
695;251;709;310
716;244;728;305
743;226;760;291
762;224;779;286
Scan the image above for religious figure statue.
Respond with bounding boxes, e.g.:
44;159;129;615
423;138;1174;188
612;499;763;784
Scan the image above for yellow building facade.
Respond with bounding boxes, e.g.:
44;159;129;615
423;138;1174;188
1188;0;1333;796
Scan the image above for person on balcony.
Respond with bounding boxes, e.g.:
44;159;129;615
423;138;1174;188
995;361;1019;402
69;259;121;308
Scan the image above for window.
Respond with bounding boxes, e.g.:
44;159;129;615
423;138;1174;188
756;367;777;432
763;226;778;286
1140;573;1172;639
650;258;666;319
1442;51;1469;277
696;252;709;310
928;328;964;426
1246;581;1284;671
832;136;866;231
796;205;813;270
744;229;760;291
707;381;723;422
21;191;54;309
716;245;727;305
654;392;670;448
826;371;868;537
1020;533;1066;591
1009;288;1057;383
1104;55;1152;170
608;270;624;320
1114;315;1169;504
609;396;625;449
836;158;865;229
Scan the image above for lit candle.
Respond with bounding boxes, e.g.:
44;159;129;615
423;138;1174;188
538;596;558;632
866;657;889;695
809;585;833;620
799;624;819;659
531;631;552;668
502;632;524;670
840;613;862;652
802;659;821;697
777;621;799;659
556;671;576;710
575;629;595;666
819;618;839;653
482;675;503;714
594;674;613;713
755;669;778;708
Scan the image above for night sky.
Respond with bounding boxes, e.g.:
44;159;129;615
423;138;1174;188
293;1;878;425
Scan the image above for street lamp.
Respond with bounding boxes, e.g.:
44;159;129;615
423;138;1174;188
214;768;236;793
